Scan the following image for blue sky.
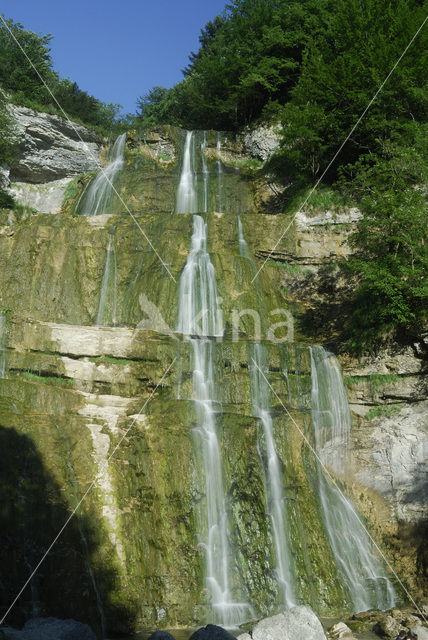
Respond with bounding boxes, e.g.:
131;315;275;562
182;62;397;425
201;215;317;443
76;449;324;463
1;0;228;114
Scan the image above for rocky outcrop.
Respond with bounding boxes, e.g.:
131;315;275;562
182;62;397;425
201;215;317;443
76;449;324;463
243;124;282;161
2;105;102;213
8;105;101;183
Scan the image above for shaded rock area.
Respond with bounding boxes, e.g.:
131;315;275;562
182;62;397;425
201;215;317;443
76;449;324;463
189;624;237;640
1;617;96;640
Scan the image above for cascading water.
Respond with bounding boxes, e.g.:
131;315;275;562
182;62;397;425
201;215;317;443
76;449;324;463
176;131;197;214
77;133;126;216
310;345;397;612
237;216;250;259
238;218;296;608
96;234;117;326
249;343;297;609
0;313;7;379
177;135;252;625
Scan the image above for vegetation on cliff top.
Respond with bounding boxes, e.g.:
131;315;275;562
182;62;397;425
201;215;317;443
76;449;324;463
137;0;427;352
0;16;123;133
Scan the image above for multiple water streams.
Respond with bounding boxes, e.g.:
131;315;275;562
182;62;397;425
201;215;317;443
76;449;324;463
75;130;397;626
176;132;253;625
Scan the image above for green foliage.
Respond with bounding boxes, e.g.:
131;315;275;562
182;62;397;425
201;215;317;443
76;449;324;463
341;125;428;351
0;188;15;209
137;0;332;130
0;15;122;132
274;0;427;186
0;86;17;168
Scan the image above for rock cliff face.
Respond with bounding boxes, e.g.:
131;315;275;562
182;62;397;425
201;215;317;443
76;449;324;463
0;121;426;633
4;105;102;213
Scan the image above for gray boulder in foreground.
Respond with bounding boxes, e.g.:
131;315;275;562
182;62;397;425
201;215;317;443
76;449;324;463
238;605;327;640
1;617;96;640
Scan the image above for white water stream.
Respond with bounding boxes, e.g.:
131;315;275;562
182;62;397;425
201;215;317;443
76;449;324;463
249;343;297;608
310;346;397;611
177;133;253;625
78;133;126;216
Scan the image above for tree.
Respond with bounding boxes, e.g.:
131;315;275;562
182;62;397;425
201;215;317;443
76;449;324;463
343;124;428;351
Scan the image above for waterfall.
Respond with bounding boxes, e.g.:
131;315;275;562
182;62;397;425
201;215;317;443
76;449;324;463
177;212;252;624
216;133;224;212
237;216;250;259
77;133;126;216
250;343;297;609
0;313;7;379
177;131;198;213
96;234;117;326
310;345;397;612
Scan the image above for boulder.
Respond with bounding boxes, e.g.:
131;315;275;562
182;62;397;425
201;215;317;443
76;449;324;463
189;625;237;640
328;621;356;638
249;606;327;640
410;626;428;640
1;617;96;640
373;615;401;638
147;632;177;640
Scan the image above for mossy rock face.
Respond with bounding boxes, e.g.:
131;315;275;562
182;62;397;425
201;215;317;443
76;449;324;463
0;128;405;633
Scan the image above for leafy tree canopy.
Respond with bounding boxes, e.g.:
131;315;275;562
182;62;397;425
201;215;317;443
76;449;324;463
0;15;122;132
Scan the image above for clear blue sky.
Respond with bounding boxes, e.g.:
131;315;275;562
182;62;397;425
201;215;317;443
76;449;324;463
1;0;229;114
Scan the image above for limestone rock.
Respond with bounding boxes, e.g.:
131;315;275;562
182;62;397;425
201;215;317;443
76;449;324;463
8;105;101;184
353;400;428;521
410;626;428;640
295;208;362;229
243;125;281;160
2;617;96;640
9;177;73;213
328;621;356;638
373;615;401;638
251;606;327;640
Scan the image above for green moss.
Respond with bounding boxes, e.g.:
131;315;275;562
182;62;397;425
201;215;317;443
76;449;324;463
344;373;401;390
20;371;73;387
157;151;172;162
234;157;264;173
365;403;404;420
